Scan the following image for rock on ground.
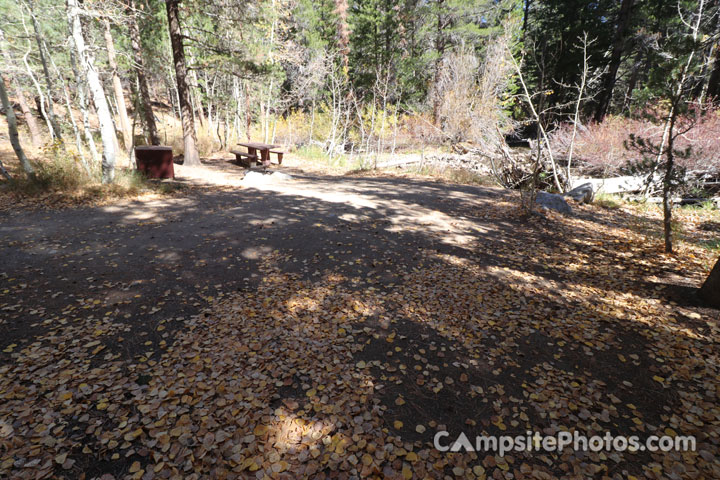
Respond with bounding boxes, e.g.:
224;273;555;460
536;192;572;214
565;182;594;204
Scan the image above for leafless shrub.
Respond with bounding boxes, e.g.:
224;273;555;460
434;33;515;153
551;107;720;179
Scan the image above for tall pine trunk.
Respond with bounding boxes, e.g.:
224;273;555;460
333;0;350;71
594;0;635;122
103;18;132;152
166;0;200;165
622;49;646;111
127;0;160;145
707;45;720;99
67;0;117;183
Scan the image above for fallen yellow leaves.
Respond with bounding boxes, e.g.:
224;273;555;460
0;194;718;480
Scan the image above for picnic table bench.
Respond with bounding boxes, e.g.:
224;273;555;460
229;150;258;167
233;142;285;168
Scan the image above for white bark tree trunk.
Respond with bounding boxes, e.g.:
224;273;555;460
68;44;99;165
26;1;62;142
0;75;35;179
47;45;90;172
67;0;117;183
21;39;53;140
104;19;132;152
0;29;42;147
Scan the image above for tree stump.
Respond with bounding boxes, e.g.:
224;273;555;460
700;256;720;308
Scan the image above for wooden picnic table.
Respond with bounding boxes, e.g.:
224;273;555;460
236;142;279;167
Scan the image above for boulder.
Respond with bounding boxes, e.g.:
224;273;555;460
270;171;293;182
565;182;594;204
242;171;269;185
536;192;572;214
242;170;293;186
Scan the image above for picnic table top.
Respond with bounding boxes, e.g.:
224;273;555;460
237;142;279;150
135;145;173;151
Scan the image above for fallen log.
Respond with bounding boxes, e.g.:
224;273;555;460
570;175;646;194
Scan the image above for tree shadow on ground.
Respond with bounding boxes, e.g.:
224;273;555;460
0;172;716;479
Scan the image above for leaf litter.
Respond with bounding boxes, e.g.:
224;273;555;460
0;193;718;480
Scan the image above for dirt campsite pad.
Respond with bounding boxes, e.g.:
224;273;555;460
0;167;718;479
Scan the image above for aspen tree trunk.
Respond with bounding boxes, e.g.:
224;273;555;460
181;24;205;128
0;31;42;147
108;93;118;118
662;114;676;253
0;158;10;180
245;81;250;141
103;18;132;151
223;108;229;149
26;0;62;141
264;5;277;145
167;77;179;119
67;0;117;183
19;13;54;140
61;80;89;171
127;0;160;145
0;75;34;179
46;43;89;171
22;52;53;140
68;43;99;165
12;81;41;147
271;113;277;144
106;93;121;156
204;71;215;137
166;0;200;165
233;76;241;142
309;98;315;143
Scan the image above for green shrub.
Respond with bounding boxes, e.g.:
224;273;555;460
594;193;623;210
